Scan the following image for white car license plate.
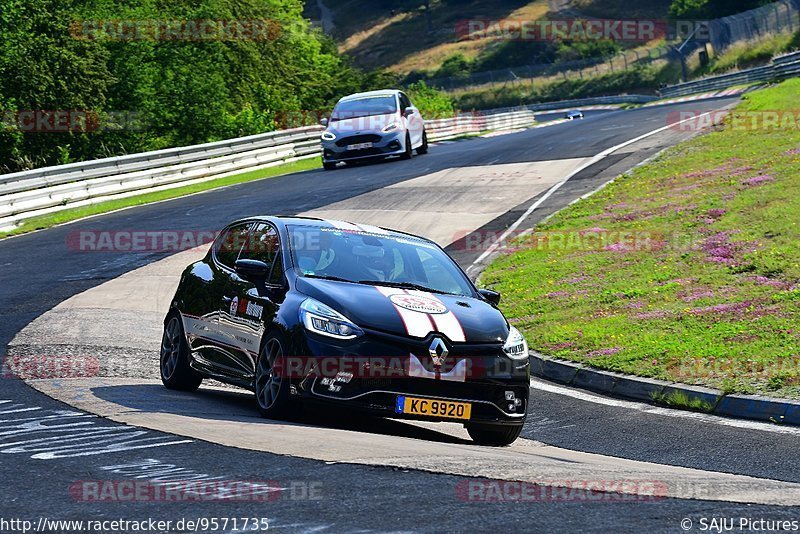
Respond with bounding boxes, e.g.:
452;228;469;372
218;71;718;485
347;142;373;150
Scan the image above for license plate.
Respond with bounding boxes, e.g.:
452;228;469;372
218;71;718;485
395;396;472;420
347;142;373;150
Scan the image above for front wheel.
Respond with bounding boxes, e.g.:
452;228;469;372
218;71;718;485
160;315;203;391
400;133;412;160
466;423;523;446
323;160;337;170
254;332;293;419
416;130;428;155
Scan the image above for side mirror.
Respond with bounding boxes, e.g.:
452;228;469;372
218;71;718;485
404;107;415;117
235;259;271;282
320;117;329;127
479;289;501;306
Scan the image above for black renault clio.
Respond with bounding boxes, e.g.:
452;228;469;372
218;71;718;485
160;216;530;445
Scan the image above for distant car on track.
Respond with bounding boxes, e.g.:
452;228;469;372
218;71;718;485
160;217;530;445
565;110;584;120
319;90;428;170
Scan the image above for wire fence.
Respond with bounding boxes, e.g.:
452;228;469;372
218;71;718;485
708;0;800;53
424;0;800;93
425;47;671;92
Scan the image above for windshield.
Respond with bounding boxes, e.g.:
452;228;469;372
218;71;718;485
288;225;475;297
331;96;398;121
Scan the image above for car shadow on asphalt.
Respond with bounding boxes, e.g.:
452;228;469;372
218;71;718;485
90;383;472;445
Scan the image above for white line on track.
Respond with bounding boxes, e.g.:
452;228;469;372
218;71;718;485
467;109;723;274
532;380;800;436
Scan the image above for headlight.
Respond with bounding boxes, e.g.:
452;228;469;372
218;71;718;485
503;325;528;360
382;122;400;133
321;131;336;141
300;298;363;340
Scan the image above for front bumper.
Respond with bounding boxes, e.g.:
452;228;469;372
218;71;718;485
291;328;530;426
321;131;405;163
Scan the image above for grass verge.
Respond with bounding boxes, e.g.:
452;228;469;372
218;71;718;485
0;158;321;239
481;79;800;398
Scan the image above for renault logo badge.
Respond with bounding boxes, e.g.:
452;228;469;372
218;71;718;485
428;338;449;367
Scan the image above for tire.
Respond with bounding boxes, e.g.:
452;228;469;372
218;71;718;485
400;133;412;160
323;160;337;170
466;423;523;446
160;314;203;391
254;331;293;419
416;130;428;155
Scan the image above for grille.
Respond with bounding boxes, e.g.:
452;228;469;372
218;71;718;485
335;134;382;148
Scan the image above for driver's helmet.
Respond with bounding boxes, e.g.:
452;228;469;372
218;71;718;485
353;237;394;281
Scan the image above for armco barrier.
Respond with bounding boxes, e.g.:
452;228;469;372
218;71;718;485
0;96;646;230
661;50;800;97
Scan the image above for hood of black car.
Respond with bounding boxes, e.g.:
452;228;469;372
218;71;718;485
296;277;509;344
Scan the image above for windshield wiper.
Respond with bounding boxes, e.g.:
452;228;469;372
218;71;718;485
302;274;353;283
359;280;456;296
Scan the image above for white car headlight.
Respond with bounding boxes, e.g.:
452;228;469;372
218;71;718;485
382;122;400;133
503;325;528;360
300;298;363;340
321;131;336;141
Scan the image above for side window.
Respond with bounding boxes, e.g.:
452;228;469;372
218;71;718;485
268;252;285;286
214;223;251;269
399;93;411;111
240;223;279;265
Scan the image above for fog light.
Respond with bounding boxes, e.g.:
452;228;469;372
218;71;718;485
505;391;515;401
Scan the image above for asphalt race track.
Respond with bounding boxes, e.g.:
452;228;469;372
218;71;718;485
3;98;799;533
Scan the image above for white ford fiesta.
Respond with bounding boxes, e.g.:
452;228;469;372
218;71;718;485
320;89;428;170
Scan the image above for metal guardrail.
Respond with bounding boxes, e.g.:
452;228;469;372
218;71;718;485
0;96;648;230
523;95;656;112
426;109;537;142
661;51;800;97
0;126;325;230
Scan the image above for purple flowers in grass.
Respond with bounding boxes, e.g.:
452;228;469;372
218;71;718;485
702;232;738;264
683;164;753;180
687;301;752;316
700;232;759;265
747;276;793;289
741;174;774;186
547;289;589;299
680;288;715;302
785;147;800;156
560;275;590;284
586;347;622;358
604;242;630;253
